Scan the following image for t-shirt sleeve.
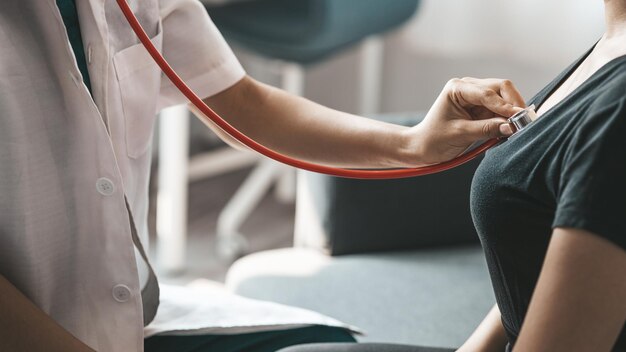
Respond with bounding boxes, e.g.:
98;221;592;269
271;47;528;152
157;0;246;110
553;97;626;250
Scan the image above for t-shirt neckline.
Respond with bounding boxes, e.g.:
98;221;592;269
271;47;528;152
533;41;626;116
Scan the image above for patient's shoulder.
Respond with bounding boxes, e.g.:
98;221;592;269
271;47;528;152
575;77;626;138
587;69;626;116
593;66;626;105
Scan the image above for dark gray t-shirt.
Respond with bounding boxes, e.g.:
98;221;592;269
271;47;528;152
471;46;626;351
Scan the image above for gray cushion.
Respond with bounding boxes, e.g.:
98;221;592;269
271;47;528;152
226;247;495;348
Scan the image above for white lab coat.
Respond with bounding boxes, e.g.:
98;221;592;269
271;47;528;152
0;1;350;351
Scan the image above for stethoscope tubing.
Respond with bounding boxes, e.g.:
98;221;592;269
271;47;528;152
116;0;500;179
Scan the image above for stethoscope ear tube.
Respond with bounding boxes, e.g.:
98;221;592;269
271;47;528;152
116;0;501;179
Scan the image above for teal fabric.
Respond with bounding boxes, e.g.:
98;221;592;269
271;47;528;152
56;0;92;93
207;0;420;64
144;326;356;352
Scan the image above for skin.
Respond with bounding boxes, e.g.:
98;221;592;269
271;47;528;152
194;76;522;169
0;25;526;352
514;229;626;352
459;1;626;351
6;2;625;351
0;75;521;351
0;275;96;352
537;1;626;115
458;305;508;352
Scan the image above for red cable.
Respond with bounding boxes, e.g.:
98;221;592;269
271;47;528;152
116;0;500;179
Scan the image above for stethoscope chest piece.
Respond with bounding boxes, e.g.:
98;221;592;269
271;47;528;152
508;104;538;133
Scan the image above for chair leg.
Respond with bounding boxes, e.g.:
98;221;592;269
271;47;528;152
274;62;303;203
275;164;297;203
215;61;303;260
281;62;305;96
216;158;282;259
359;35;384;115
156;105;189;274
293;170;326;249
188;147;258;182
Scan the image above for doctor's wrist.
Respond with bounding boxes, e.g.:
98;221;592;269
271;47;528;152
394;126;428;168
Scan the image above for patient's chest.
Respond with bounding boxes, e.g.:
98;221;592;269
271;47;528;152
468;95;589;337
470;107;565;250
468;48;626;345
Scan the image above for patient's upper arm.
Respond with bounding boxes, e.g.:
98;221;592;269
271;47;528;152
513;227;626;352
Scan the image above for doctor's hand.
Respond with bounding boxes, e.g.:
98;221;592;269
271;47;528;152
406;77;526;165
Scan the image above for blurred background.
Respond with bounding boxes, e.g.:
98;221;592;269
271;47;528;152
149;0;605;282
147;0;605;346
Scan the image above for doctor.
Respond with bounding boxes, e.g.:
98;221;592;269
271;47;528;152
0;0;525;351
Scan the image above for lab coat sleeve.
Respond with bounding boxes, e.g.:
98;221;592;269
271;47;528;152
157;0;246;110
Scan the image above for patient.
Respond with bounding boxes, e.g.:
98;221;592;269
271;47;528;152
280;1;626;352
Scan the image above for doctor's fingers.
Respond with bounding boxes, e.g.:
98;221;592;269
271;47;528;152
457;77;526;109
468;106;502;121
456;116;514;140
445;78;523;118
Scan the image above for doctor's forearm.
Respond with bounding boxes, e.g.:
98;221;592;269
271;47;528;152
202;76;415;168
0;275;95;352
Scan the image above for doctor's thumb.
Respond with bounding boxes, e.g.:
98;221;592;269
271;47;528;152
464;118;514;140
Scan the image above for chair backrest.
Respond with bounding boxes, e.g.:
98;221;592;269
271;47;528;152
206;0;420;63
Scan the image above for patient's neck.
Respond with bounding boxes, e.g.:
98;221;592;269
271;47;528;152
604;0;626;38
536;1;626;117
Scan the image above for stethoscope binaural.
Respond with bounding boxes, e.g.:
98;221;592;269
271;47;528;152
115;0;535;180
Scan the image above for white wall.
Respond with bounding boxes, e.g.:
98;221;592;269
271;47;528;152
402;0;605;65
238;0;607;114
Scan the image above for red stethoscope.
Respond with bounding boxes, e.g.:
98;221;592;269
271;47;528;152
116;0;533;180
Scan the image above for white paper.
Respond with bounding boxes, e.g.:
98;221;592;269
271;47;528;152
144;284;360;337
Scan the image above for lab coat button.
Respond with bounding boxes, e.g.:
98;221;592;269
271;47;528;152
96;178;115;196
112;284;132;303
